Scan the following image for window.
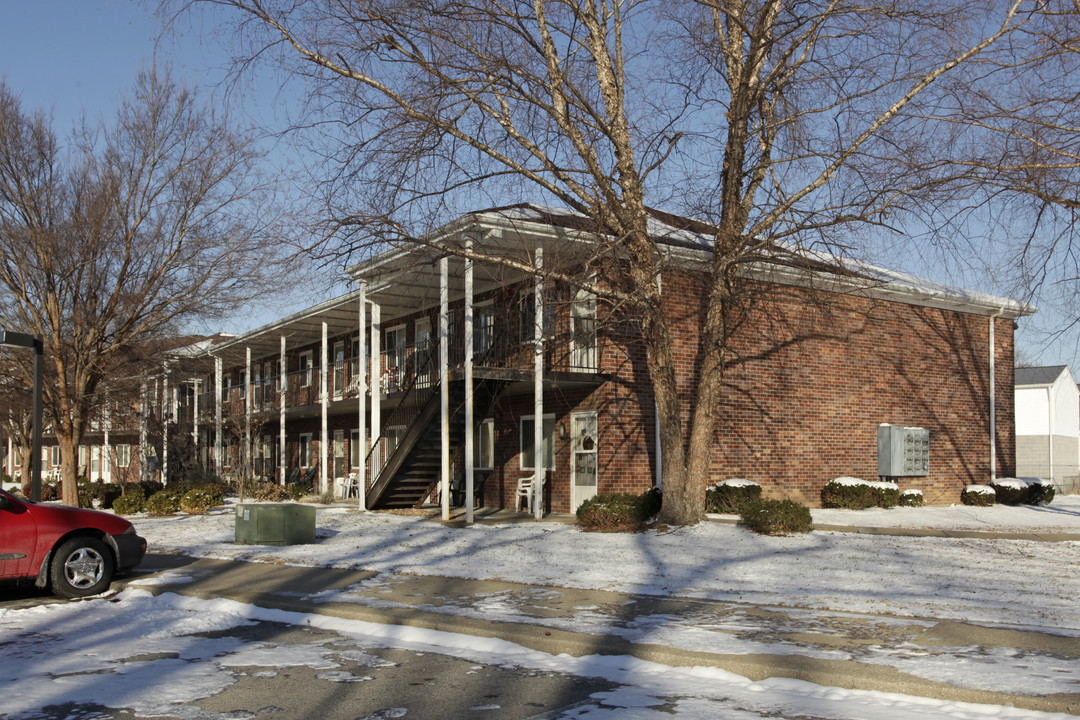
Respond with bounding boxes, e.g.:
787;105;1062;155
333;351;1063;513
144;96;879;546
474;301;495;355
474;418;494;470
116;444;131;468
299;351;314;388
50;446;60;467
571;286;598;370
333;342;345;398
239;369;247;399
299;433;313;467
518;287;556;343
520;414;555;471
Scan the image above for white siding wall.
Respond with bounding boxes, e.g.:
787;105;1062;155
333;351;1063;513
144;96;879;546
1015;386;1050;435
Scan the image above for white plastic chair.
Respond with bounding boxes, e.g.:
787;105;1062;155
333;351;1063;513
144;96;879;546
515;475;535;513
340;473;359;499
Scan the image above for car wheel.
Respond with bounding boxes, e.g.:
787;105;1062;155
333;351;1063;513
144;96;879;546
50;536;114;599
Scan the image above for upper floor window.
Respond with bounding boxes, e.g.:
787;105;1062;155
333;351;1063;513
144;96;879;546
299;350;313;388
518;287;556;343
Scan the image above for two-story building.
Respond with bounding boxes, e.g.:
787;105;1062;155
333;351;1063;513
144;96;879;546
165;205;1033;515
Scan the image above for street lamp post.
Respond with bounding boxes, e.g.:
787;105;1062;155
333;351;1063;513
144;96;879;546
0;330;44;502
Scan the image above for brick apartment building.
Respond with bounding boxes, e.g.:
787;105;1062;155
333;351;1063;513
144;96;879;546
108;205;1031;513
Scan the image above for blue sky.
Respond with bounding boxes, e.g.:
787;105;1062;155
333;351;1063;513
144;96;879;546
1;0;1076;371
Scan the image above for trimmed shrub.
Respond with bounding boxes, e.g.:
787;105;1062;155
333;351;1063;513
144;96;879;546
820;477;877;509
23;482;59;501
146;491;181;516
706;479;762;514
990;478;1027;505
898;489;924;507
869;481;900;508
1020;477;1056;505
254;482;290;502
577;488;662;532
740;498;812;535
77;492;95;509
92;482;124;510
961;484;995;506
112;492;146;515
180;488;218;515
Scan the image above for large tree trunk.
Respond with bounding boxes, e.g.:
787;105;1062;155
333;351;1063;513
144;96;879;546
59;434;79;506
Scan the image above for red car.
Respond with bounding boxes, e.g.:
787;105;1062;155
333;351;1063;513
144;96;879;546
0;488;147;598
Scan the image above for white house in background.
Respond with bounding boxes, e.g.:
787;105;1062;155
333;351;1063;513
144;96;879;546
1014;365;1080;494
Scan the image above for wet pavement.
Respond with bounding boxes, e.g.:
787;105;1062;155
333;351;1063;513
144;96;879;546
119;552;1080;716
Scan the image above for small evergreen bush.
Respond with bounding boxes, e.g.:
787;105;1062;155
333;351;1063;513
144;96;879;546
146;491;181;516
112;492;146;515
285;482;307;501
180;488;218;515
898;489;924;507
706;479;762;514
577;488;662;532
820;477;877;509
961;484;995;506
869;481;900;508
1021;477;1056;505
740;498;813;535
93;482;124;510
990;478;1027;505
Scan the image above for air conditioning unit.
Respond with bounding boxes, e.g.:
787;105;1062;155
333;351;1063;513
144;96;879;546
235;504;316;546
877;424;929;478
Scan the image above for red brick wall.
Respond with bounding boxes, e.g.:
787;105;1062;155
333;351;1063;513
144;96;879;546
623;270;1018;507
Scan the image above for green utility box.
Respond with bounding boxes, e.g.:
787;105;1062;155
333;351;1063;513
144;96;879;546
234;504;317;546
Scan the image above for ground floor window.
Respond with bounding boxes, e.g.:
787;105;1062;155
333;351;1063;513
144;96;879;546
50;445;60;467
520;414;555;471
116;442;130;470
474;418;494;470
299;433;313;467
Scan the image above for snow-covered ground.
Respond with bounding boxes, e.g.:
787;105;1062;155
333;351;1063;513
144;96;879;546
3;496;1079;719
133;496;1080;629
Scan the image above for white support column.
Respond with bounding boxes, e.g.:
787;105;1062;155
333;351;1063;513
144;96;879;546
279;335;287;485
358;284;367;510
162;363;171;485
103;393;111;483
214;356;223;477
193;378;200;452
370;302;382;474
533;247;544;519
464;239;475;523
654;272;663;488
440;255;450;521
140;380;148;484
245;347;252;482
321;321;329;494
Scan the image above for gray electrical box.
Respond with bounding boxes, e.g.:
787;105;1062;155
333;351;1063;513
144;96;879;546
877;424;929;477
235;504;316;546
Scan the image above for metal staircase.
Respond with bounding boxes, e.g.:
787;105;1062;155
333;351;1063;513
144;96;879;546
367;378;504;509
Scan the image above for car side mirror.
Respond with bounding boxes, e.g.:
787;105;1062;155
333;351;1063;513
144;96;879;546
0;494;9;510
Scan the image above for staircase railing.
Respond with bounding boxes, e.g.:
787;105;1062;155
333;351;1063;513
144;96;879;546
362;340;439;485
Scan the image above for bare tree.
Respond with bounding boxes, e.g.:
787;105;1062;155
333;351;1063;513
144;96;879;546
181;0;1044;524
0;69;285;506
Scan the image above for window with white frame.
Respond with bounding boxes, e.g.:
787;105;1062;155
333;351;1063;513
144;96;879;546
299;350;314;387
50;445;60;467
299;433;313;467
116;444;131;468
520;414;555;471
518;287;556;343
474;301;495;355
474;418;494;470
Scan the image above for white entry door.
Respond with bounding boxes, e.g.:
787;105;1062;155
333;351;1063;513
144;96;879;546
571;411;598;510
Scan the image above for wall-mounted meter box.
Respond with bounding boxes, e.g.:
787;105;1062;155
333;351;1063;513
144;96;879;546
877;424;929;477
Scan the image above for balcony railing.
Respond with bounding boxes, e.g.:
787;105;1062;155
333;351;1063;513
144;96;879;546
182;316;599;421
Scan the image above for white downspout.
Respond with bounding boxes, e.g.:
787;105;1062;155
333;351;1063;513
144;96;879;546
989;308;1004;483
1047;384;1055;484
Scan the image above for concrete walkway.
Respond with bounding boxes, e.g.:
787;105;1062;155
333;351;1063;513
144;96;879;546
128;552;1080;716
